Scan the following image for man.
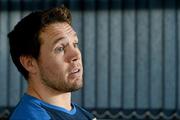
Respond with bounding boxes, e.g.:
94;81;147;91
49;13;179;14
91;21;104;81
8;5;96;120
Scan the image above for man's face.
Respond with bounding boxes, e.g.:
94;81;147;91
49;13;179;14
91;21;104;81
37;22;83;93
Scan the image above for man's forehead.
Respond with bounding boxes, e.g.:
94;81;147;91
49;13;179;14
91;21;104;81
45;22;75;35
40;22;77;44
41;22;75;37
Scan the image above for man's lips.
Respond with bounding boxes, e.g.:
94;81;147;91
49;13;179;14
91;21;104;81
68;67;81;79
70;68;80;74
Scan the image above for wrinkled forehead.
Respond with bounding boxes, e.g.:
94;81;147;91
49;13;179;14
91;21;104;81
43;22;75;36
39;22;76;43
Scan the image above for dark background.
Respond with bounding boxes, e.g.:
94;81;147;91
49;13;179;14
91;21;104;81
0;0;180;119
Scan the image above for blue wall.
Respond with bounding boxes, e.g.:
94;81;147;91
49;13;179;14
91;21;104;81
0;0;180;119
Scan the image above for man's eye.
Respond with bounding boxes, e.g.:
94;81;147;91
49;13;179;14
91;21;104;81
74;43;79;48
55;47;64;53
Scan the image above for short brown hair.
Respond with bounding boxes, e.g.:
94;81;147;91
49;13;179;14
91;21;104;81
8;5;72;79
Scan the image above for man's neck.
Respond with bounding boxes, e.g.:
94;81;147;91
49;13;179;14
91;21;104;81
27;80;72;111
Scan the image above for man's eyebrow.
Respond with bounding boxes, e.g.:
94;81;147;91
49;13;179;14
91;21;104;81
73;33;78;41
53;37;66;46
53;33;77;46
73;33;77;37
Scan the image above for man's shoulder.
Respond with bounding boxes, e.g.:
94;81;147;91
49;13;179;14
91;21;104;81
73;103;96;119
9;95;50;120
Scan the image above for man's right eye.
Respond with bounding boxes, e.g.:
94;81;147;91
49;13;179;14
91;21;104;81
55;47;64;53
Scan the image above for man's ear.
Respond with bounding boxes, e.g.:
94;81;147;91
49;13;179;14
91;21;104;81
19;55;38;74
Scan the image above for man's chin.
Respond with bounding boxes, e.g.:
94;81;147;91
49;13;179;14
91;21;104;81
69;80;83;92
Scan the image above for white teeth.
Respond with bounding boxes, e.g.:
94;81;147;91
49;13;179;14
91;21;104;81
71;69;79;73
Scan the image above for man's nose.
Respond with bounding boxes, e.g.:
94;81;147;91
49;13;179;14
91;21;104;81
66;46;80;63
71;53;78;62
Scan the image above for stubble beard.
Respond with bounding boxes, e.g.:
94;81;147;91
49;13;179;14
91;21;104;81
40;71;83;93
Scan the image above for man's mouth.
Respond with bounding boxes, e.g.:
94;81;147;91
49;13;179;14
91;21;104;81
68;67;81;79
69;68;81;75
70;68;80;74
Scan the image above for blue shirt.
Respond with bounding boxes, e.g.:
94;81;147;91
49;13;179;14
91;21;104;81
9;94;95;120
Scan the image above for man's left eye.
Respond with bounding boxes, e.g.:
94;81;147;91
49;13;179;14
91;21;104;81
74;43;79;48
55;47;64;53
